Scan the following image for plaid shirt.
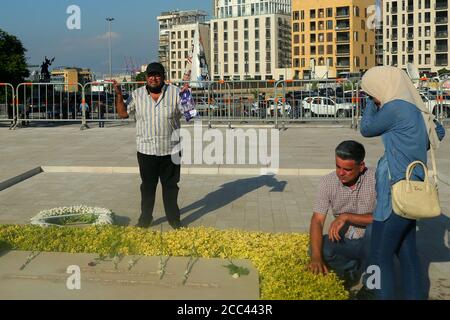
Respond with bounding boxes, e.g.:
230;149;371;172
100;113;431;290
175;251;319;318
313;168;376;240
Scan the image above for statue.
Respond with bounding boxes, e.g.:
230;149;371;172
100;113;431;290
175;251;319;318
40;56;55;81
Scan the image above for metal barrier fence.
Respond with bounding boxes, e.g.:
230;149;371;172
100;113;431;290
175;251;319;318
0;83;15;127
15;82;84;127
4;78;449;129
83;81;146;127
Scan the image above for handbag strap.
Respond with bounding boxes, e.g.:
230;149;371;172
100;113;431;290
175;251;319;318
386;147;439;185
430;145;439;185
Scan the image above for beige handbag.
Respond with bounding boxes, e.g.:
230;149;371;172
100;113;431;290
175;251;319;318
391;148;441;220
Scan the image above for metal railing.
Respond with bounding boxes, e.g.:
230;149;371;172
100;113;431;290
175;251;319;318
3;78;449;130
0;83;15;129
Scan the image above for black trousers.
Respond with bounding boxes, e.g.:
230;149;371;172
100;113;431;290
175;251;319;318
137;152;181;225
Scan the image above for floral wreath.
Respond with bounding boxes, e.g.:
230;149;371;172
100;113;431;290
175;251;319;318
31;206;114;227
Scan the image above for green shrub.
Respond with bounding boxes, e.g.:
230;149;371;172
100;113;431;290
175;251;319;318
0;225;348;300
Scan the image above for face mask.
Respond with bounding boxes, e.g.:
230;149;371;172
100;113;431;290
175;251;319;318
146;83;164;94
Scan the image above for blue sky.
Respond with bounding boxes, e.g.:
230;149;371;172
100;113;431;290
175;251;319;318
0;0;211;77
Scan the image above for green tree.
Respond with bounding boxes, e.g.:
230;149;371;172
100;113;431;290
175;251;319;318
0;29;29;86
135;72;147;82
438;68;449;76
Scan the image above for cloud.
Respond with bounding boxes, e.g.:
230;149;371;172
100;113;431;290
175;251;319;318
95;32;120;41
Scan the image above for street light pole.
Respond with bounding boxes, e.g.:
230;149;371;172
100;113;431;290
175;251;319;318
106;17;115;80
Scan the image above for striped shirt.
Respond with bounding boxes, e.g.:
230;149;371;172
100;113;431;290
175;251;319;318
127;84;183;156
313;168;376;240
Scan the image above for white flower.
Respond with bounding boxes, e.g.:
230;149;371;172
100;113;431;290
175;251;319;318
31;206;114;227
232;273;240;279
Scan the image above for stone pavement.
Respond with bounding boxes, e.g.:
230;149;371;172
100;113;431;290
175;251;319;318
0;122;449;299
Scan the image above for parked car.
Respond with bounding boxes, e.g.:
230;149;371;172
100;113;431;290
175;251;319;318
301;96;353;118
251;99;292;117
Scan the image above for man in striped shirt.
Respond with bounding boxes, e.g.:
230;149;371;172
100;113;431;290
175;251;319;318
114;62;184;229
308;141;376;287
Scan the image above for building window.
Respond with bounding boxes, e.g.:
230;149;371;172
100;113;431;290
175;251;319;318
293;11;299;20
293;23;299;32
234;20;238;29
326;8;333;17
327;33;333;42
327;45;333;54
326;20;333;30
244;19;248;29
310;9;316;19
255;18;259;28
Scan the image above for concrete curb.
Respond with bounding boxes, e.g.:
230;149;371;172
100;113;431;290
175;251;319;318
0;167;43;192
40;166;334;176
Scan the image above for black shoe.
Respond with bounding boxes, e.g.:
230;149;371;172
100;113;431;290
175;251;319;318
354;286;376;300
169;220;184;230
135;217;153;228
342;270;362;290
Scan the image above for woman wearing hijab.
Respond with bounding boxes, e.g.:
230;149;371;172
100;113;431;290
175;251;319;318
359;66;446;300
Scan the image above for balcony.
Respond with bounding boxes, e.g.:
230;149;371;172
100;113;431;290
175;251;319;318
336;8;350;18
336;57;350;68
407;20;414;26
436;45;449;53
407;47;414;53
336;37;350;43
391;7;398;14
436;31;449;38
335;23;350;30
407;33;414;39
436;2;448;10
391;48;398;54
336;50;350;56
435;17;449;24
391;35;398;40
436;58;449;66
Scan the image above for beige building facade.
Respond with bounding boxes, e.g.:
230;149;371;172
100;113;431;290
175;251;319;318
292;0;376;79
383;0;449;73
210;0;292;81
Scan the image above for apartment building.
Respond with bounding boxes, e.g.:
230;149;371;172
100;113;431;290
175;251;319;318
157;10;210;81
383;0;449;72
292;0;376;79
210;0;292;81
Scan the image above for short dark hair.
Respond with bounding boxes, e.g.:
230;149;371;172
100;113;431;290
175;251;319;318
335;141;366;164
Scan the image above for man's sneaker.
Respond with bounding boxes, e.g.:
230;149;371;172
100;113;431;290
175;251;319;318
135;217;153;228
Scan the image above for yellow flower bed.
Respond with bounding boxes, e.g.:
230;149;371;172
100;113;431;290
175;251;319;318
0;225;348;300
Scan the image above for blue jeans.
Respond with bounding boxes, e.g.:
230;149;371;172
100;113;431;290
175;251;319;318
322;224;372;278
368;212;426;300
